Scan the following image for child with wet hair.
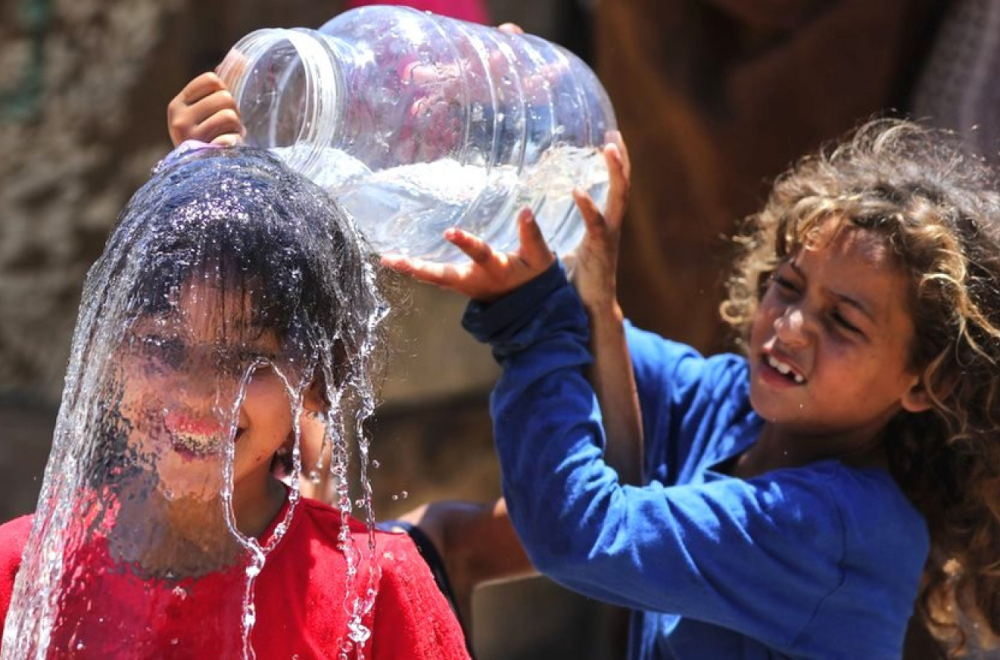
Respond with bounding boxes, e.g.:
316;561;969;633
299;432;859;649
0;145;469;658
382;118;1000;658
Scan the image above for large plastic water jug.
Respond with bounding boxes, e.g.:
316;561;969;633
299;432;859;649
218;5;617;261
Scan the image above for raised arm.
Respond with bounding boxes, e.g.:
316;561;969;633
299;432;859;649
566;133;643;485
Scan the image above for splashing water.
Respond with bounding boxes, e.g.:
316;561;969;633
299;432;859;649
1;147;387;659
272;144;610;261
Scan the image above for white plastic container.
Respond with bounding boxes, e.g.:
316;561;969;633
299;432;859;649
218;5;617;261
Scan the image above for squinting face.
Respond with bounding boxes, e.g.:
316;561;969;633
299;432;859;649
116;280;314;502
747;222;928;453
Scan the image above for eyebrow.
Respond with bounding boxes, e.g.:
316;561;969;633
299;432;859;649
786;261;878;324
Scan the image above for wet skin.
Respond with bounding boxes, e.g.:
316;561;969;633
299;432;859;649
118;281;322;536
741;222;931;473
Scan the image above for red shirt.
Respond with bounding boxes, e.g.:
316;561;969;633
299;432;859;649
0;498;469;659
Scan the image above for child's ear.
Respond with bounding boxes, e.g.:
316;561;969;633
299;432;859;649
901;386;931;413
302;378;326;413
900;374;938;414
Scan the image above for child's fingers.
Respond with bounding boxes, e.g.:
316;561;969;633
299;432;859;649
180;72;229;105
188;89;239;121
380;254;460;288
573;187;607;237
210;133;242;147
602;141;630;229
604;129;631;180
380;253;422;276
516;208;553;263
194;106;244;144
168;77;239;146
445;228;495;265
497;22;525;34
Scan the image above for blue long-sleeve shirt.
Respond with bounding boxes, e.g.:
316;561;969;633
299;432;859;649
463;262;929;659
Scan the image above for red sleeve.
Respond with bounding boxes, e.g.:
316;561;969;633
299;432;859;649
370;533;470;660
0;515;32;636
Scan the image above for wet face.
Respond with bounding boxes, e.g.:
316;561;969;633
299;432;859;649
747;222;929;453
117;280;317;504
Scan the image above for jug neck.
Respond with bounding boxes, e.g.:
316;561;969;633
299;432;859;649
217;27;347;179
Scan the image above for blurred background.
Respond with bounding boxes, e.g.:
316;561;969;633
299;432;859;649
1;0;995;657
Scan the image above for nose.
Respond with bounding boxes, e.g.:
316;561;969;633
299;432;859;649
174;351;235;407
176;370;222;413
773;305;812;347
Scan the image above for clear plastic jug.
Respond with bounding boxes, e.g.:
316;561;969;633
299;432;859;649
217;5;617;261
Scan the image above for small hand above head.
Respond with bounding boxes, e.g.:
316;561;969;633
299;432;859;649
167;72;245;147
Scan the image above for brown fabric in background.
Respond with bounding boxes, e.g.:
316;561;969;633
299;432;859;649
595;0;944;352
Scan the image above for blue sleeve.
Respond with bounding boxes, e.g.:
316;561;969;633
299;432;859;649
462;263;850;648
622;323;753;485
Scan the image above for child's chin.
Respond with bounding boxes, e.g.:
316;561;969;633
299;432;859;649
748;386;793;423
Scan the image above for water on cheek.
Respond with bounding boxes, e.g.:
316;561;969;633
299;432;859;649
3;152;388;660
241;372;293;430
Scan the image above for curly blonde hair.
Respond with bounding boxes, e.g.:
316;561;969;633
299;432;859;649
721;119;1000;655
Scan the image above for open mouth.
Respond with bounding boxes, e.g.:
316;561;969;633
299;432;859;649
763;354;805;385
169;432;223;459
163;411;228;459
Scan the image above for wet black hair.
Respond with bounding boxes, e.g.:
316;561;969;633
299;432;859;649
73;146;386;489
8;146;389;649
98;146;380;368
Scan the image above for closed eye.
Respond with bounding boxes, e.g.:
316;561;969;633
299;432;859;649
218;348;278;376
831;310;863;335
772;275;800;297
139;335;187;367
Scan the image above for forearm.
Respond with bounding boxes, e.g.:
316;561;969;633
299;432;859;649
442;499;536;640
398;498;535;637
566;132;642;484
465;264;656;605
583;297;644;485
447;498;536;588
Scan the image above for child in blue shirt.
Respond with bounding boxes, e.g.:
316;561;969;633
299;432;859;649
382;119;1000;658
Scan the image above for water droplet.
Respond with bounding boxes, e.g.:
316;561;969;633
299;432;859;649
243;604;257;629
348;619;372;644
